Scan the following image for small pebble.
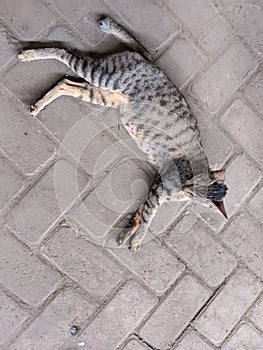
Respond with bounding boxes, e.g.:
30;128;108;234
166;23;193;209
70;325;80;336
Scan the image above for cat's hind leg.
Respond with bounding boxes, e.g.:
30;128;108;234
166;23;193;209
30;78;129;116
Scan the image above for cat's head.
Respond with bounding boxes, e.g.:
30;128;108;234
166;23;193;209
207;169;228;219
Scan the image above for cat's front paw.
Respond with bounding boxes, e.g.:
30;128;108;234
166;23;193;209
30;105;39;117
129;241;140;252
117;211;142;247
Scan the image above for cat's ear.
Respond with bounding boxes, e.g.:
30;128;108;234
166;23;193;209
209;169;228;219
212;200;228;219
209;169;225;182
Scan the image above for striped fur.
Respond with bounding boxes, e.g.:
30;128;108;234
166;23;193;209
18;17;228;251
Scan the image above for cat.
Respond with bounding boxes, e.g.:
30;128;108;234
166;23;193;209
18;16;228;251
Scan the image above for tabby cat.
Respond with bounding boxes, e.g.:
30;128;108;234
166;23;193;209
18;16;228;251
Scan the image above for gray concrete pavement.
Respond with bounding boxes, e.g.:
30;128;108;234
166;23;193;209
0;0;262;349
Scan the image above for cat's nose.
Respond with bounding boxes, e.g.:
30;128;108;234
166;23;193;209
213;200;228;219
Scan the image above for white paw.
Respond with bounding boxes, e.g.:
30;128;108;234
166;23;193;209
18;50;36;62
30;105;39;117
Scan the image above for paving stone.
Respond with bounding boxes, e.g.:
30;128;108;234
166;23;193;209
173;329;215;350
42;24;85;51
81;280;157;350
198;150;260;225
71;158;151;244
0;25;18;67
5;160;88;244
0;93;57;174
140;275;210;349
42;226;125;299
223;154;261;217
194;268;262;346
221;213;263;278
150;201;187;236
249;295;263;331
0;227;62;306
164;0;230;55
191;41;255;113
44;102;146;177
52;107;124;176
53;0;108;46
244;71;263;115
0;0;54;39
109;239;185;295
0;289;29;345
35;95;102;141
215;0;263;55
194;112;234;169
3;58;68;106
157;36;204;87
248;191;263;215
167;215;236;288
220;99;263;166
105;0;179;51
12;288;96;350
123;338;150;350
221;322;263;350
0;157;23;209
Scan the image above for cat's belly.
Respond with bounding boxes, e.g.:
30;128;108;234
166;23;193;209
122;120;175;166
121;118;202;167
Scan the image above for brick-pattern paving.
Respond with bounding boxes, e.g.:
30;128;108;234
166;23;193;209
0;1;262;349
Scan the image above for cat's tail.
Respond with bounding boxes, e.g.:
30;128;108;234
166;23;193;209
98;16;152;61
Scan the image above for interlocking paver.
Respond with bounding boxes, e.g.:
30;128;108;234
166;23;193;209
0;157;23;210
0;227;62;306
52;0;107;46
110;238;185;295
0;289;29;345
81;280;157;350
105;0;179;51
0;0;54;39
5;160;87;244
173;329;215;350
0;0;262;348
3;58;68;106
150;201;187;235
215;0;263;55
12;288;97;350
167;215;236;287
42;226;125;299
164;0;230;55
157;36;203;87
248;187;263;223
194;268;262;346
0;25;17;67
42;24;85;51
191;41;255;113
220;99;263;165
195;115;234;169
71;158;151;242
223;154;261;217
0;92;57;174
221;322;263;350
221;213;263;278
249;295;263;331
123;338;151;350
244;71;263;115
140;274;211;349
